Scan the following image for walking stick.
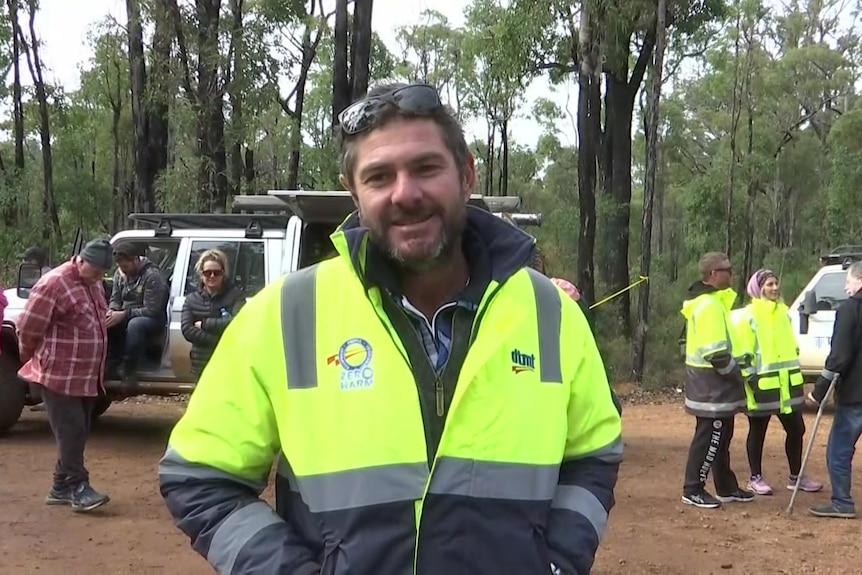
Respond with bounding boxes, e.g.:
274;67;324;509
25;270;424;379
786;376;839;516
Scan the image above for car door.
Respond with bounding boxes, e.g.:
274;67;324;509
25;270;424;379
169;238;266;380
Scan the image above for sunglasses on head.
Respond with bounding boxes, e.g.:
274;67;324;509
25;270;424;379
201;269;224;278
337;83;443;136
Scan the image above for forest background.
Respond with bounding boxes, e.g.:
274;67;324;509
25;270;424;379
1;0;860;387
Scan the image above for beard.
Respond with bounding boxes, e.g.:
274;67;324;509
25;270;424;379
362;200;466;272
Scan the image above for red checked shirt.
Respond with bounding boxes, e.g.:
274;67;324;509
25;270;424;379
17;259;108;397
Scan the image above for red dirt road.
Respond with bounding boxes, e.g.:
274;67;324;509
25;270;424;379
1;399;859;575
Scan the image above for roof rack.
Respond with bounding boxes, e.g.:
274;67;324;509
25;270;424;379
128;212;292;234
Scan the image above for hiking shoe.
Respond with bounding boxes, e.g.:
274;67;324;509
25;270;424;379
682;491;722;509
44;485;73;506
716;488;755;503
808;503;856;519
747;475;773;495
787;475;823;493
70;483;110;512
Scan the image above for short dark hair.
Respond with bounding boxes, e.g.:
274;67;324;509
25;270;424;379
334;82;469;185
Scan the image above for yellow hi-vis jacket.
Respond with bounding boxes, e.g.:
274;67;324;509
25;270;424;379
158;207;622;575
681;283;747;418
730;297;804;415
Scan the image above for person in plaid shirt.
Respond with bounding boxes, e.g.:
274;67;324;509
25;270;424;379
17;239;114;512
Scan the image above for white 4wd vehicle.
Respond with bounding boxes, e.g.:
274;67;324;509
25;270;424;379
790;261;857;380
0;191;538;435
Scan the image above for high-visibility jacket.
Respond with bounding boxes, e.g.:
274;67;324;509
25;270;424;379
158;208;622;575
730;298;804;415
681;283;747;418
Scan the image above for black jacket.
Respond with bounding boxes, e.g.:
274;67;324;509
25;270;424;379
181;284;246;379
109;258;168;321
815;289;862;405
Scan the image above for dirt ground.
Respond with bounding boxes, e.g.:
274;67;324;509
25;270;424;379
1;398;860;575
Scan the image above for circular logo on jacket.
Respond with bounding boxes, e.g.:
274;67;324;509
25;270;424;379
338;338;375;390
338;338;372;370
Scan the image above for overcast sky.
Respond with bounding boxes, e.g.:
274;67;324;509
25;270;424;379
31;0;579;149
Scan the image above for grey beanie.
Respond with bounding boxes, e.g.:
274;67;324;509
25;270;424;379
79;239;114;269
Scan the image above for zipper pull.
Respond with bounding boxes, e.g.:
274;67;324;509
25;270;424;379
436;380;444;417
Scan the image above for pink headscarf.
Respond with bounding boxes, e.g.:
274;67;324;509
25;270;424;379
746;268;776;299
551;277;581;301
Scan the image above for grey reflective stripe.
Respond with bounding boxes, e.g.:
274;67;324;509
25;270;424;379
207;500;283;575
551;485;608;539
750;400;781;412
279;460;428;513
565;435;623;464
428;456;558;500
760;359;801;372
280;265;320;389
715;357;738;375
158;446;267;494
525;268;563;384
821;369;837;381
684;397;746;413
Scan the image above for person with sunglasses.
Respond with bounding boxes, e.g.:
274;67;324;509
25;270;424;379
680;252;754;509
160;83;621;575
180;249;246;382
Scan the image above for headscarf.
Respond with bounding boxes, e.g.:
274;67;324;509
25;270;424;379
746;268;777;299
551;277;581;301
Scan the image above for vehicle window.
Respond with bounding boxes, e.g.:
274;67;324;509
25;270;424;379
108;238;181;288
298;222;339;269
185;240;266;297
812;272;848;311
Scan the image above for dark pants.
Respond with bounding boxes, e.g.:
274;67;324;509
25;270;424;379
746;411;805;477
826;403;862;511
107;315;162;371
683;415;741;495
42;387;97;489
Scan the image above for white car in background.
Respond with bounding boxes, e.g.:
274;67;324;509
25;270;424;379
790;262;854;380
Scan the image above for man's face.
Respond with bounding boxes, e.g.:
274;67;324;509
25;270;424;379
75;258;106;285
115;254;138;276
340;117;476;271
710;260;733;289
845;271;862;296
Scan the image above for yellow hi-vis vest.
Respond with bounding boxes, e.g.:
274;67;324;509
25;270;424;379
160;233;622;575
681;287;747;418
730;298;804;415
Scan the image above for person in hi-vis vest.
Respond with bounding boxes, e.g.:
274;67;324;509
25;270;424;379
158;82;622;575
730;268;822;497
680;252;754;509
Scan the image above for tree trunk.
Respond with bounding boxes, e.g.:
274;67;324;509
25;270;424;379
227;0;244;196
632;0;667;383
599;28;654;334
21;0;61;243
5;0;24;225
126;0;151;215
331;0;350;126
349;0;374;100
576;1;599;305
147;0;171;210
282;0;326;190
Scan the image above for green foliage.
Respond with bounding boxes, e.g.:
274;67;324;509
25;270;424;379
2;0;862;388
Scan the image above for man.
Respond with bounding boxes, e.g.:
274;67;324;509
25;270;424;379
21;244;53;275
106;243;167;390
16;239;113;512
808;260;862;519
159;83;622;575
680;252;754;509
